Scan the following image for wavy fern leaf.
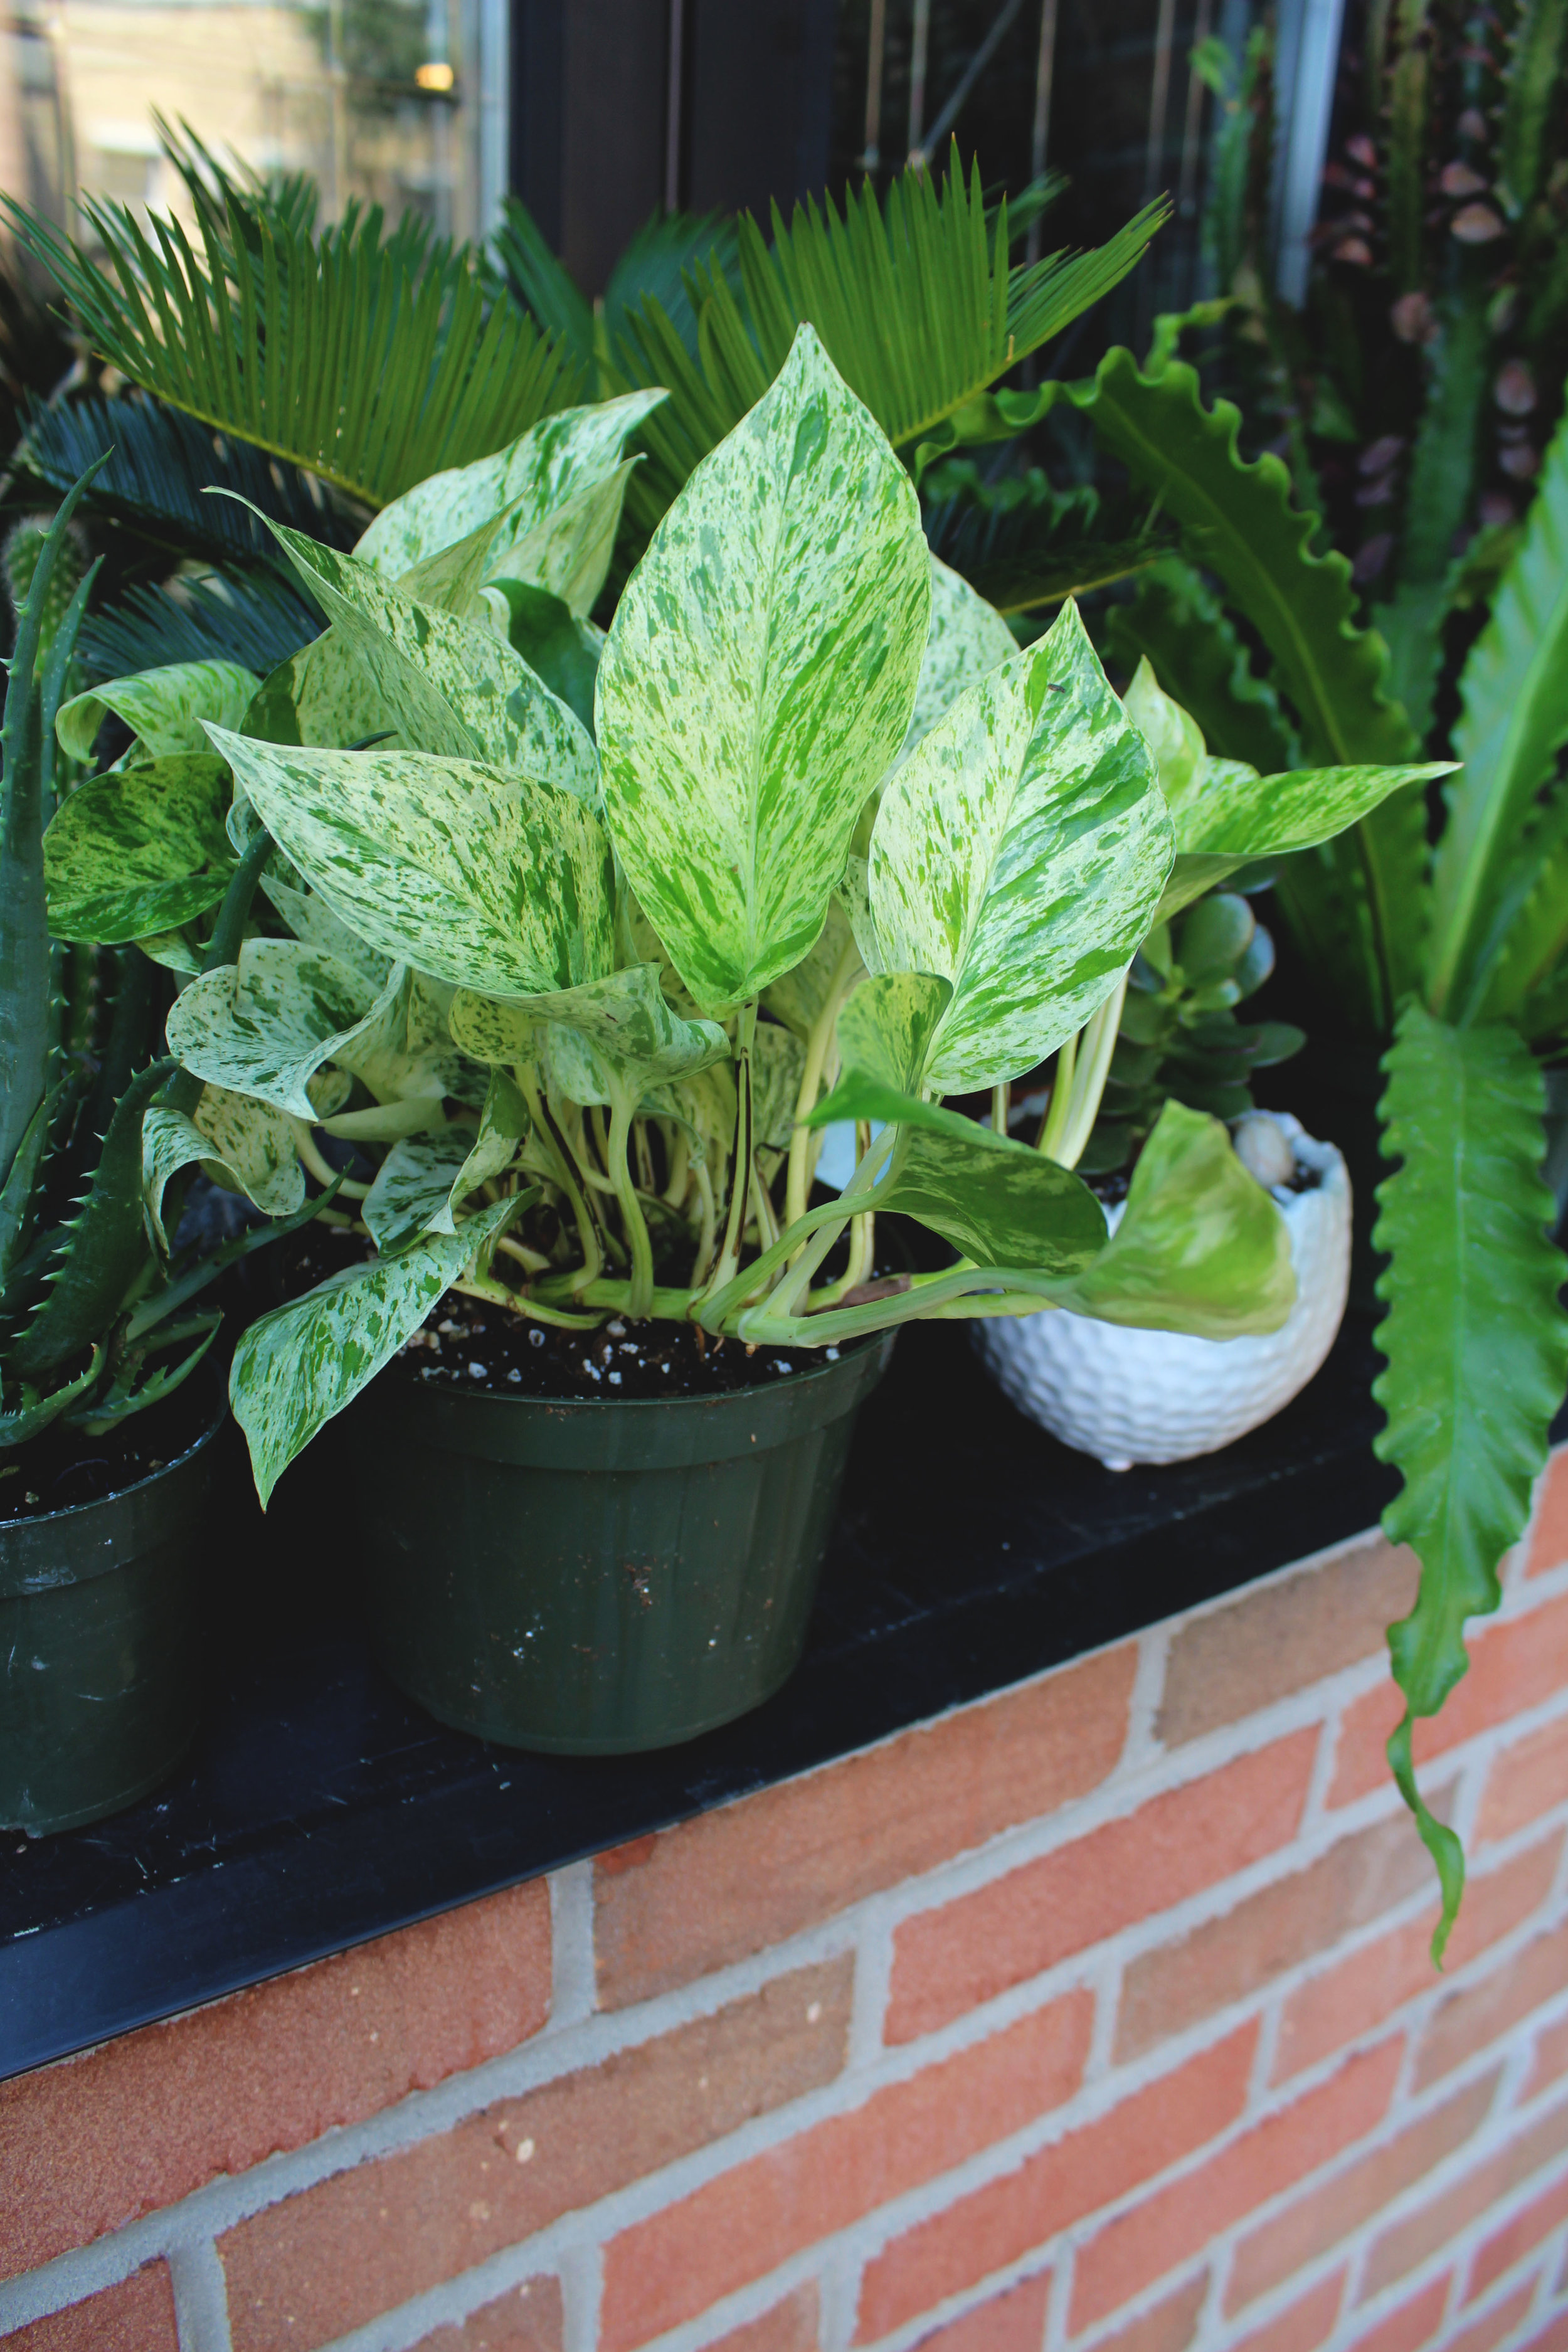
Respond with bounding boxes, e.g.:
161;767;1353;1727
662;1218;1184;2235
1372;1005;1568;1959
1429;403;1568;1015
4;186;580;511
1066;349;1425;1024
1103;553;1298;771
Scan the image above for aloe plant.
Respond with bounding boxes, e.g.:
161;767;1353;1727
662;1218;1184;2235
0;479;328;1448
53;334;1431;1506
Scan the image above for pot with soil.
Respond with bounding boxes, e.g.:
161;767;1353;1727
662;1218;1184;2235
0;1382;224;1835
973;1113;1351;1468
349;1313;892;1752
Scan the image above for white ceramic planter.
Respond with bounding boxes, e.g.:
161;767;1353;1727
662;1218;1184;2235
972;1116;1352;1470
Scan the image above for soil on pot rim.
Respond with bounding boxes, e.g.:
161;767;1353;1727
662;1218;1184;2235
0;1379;216;1523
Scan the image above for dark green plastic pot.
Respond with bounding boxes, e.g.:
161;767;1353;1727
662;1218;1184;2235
0;1396;223;1835
350;1335;894;1754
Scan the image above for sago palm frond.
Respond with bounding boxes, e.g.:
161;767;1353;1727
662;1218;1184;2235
615;146;1167;532
4;174;583;512
19;390;358;564
78;568;320;681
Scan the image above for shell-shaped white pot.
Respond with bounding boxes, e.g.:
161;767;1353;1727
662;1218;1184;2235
972;1118;1352;1470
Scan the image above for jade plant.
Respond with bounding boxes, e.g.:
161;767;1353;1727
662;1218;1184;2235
43;332;1439;1507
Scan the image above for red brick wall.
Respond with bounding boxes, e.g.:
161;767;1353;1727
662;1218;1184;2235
6;1455;1568;2352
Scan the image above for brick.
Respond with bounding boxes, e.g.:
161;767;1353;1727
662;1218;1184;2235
1527;1451;1568;1577
410;2277;563;2352
704;2284;820;2352
1226;2069;1502;2313
1070;2039;1402;2331
1274;1835;1563;2083
594;1991;1091;2352
886;1734;1314;2047
1088;2273;1208;2352
908;2271;1051;2352
1227;2270;1346;2352
593;1645;1136;2007
0;1878;551;2281
1415;1915;1568;2091
852;2026;1256;2346
1158;1535;1418;1745
1329;1596;1568;1808
1358;2090;1568;2301
1529;2013;1568;2099
1343;2275;1449;2352
1478;1715;1568;1845
1117;1809;1434;2059
1444;2282;1537;2352
1468;2168;1568;2302
220;1954;854;2352
1;2264;178;2352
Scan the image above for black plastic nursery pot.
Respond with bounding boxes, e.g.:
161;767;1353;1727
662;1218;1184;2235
349;1334;896;1755
0;1392;224;1835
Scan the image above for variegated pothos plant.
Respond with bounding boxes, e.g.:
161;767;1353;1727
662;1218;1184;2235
41;333;1443;1503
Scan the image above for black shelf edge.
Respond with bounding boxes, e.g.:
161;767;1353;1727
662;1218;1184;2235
1;1317;1401;2081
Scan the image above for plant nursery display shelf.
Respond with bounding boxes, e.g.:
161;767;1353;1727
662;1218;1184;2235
0;1320;1407;2084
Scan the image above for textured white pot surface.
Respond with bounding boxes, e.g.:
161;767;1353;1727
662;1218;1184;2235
972;1116;1352;1470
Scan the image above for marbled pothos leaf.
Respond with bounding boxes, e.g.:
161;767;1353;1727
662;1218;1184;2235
44;753;236;942
354;391;667;605
835;973;953;1096
449;963;729;1101
596;326;931;1015
1049;1098;1294;1337
142;1086;304;1249
761;900;863;1041
900;556;1017;761
226;500;600;800
362;1073;529;1251
231;1195;521;1505
806;1070;1105;1272
752;1024;808;1150
1123;662;1448;922
210;733;616;1002
870;600;1173;1095
165;941;408;1120
56;659;258;765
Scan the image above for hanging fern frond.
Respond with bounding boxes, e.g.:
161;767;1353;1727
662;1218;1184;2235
614;146;1165;534
77;568;319;681
18;391;358;563
3;177;583;511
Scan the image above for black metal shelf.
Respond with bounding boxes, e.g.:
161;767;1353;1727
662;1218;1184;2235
0;1316;1397;2081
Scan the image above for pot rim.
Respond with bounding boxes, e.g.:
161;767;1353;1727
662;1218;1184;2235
0;1380;225;1535
385;1321;886;1414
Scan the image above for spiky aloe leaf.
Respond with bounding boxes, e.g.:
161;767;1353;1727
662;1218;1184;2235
9;1059;173;1383
0;461;108;1192
1372;1005;1568;1959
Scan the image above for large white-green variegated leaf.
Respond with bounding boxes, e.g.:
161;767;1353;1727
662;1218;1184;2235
450;963;729;1101
806;1070;1106;1271
434;1070;530;1231
263;875;392;999
596;327;931;1014
211;732;616;1001
900;556;1016;761
362;1131;470;1254
835;973;953;1095
232;504;601;799
354;393;667;605
143;1086;305;1249
871;601;1173;1094
1123;662;1448;921
761;901;864;1041
45;753;236;942
242;630;415;757
753;1024;808;1148
1049;1099;1295;1335
166;942;408;1120
495;460;638;620
56;660;258;765
230;1195;521;1505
